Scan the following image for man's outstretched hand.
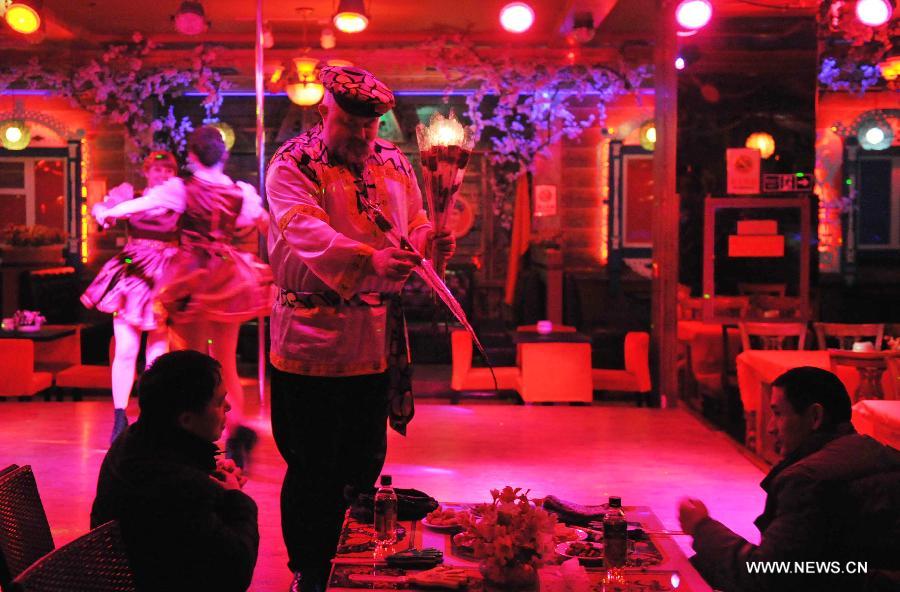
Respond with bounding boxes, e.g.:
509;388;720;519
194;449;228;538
371;247;421;281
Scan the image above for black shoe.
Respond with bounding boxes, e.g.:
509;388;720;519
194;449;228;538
225;425;258;469
289;572;324;592
110;408;129;445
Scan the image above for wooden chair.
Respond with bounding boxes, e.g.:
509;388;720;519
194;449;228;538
679;296;749;321
829;351;900;403
739;322;808;351
591;332;652;406
749;295;807;320
0;466;54;590
450;330;520;395
0;341;53;400
737;282;786;296
814;323;885;351
693;325;745;441
11;521;135;592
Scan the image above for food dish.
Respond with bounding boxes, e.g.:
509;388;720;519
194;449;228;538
556;540;605;566
553;524;588;543
422;506;468;532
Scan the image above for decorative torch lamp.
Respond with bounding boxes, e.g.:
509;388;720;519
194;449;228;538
639;120;656;151
416;111;475;276
745;132;776;159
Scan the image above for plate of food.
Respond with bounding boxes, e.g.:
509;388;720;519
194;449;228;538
553;523;588;544
422;506;468;532
556;540;605;566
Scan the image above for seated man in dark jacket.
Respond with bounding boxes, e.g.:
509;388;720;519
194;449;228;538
679;366;900;592
91;350;259;592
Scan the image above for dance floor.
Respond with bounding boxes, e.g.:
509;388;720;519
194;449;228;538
0;379;767;592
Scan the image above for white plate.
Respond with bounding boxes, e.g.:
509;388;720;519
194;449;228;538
554;527;588;543
555;541;605;566
421;516;465;532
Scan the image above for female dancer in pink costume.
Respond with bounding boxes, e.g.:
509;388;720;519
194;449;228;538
96;127;272;466
82;151;179;443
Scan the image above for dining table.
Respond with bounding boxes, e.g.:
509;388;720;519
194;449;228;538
325;503;711;591
737;349;897;463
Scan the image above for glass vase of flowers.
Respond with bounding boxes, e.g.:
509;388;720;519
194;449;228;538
13;310;46;332
457;487;556;591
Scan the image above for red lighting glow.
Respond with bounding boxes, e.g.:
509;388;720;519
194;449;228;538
499;2;535;33
675;0;712;30
855;0;893;27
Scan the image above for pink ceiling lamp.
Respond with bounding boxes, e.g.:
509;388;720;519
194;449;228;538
855;0;894;27
675;0;712;30
173;1;209;35
499;2;535;33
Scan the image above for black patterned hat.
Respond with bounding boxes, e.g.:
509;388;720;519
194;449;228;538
319;65;395;118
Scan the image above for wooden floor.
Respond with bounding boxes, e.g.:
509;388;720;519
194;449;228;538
0;379;767;592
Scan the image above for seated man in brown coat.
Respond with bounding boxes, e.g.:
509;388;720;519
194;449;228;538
679;366;900;592
91;350;259;592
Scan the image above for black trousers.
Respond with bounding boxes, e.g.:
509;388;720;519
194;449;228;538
270;368;390;580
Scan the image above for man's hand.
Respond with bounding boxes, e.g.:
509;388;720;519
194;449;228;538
216;458;248;488
371;247;420;281
211;468;243;491
427;229;456;261
678;497;710;536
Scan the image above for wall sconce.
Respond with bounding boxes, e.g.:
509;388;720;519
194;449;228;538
285;57;325;107
173;1;209;36
639;120;656;151
745;132;776;159
206;119;235;150
858;120;893;150
5;0;41;35
333;0;368;34
879;54;900;81
0;120;31;150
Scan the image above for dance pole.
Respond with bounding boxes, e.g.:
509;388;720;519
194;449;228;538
254;0;266;406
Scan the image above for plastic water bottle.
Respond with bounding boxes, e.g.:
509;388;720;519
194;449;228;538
374;474;398;546
603;496;627;568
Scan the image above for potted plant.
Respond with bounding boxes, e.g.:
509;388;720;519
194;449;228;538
457;487;556;591
0;224;67;265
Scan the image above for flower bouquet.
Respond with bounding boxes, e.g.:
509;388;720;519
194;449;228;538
416;110;475;277
457;487;556;591
13;310;46;332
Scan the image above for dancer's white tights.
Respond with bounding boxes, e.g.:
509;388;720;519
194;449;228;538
169;320;244;431
111;318;168;410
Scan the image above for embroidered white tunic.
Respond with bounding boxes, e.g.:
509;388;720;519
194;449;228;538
265;124;431;376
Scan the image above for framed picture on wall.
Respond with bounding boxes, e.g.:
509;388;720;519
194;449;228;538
608;141;654;272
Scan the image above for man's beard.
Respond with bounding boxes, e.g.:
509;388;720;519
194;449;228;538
335;138;372;168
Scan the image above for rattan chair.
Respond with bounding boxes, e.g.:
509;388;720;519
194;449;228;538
0;466;54;591
11;521;135;592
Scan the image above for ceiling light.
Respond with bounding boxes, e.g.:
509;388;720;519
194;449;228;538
675;0;712;30
262;21;274;49
675;57;685;70
320;27;336;49
285;57;324;107
855;0;894;27
0;120;31;150
745;132;776;159
333;0;368;34
173;1;209;36
5;0;41;35
500;2;534;33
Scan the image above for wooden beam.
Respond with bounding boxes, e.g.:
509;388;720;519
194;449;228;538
651;0;679;408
